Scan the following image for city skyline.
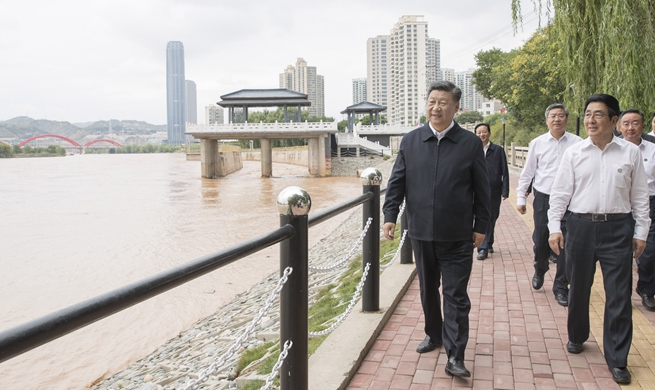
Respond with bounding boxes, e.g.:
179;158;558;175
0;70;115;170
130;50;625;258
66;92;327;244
0;0;541;124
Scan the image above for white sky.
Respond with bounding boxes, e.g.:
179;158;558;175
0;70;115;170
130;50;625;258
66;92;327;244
0;0;542;125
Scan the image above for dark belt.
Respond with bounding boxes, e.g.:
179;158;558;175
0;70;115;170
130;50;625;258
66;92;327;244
572;212;629;222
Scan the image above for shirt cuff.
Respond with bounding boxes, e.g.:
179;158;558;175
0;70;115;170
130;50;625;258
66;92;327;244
547;221;561;235
517;196;526;206
634;226;649;242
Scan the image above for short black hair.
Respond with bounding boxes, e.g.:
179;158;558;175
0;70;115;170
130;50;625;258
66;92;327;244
545;103;569;117
427;81;462;103
474;122;491;133
584;94;620;118
619;109;644;122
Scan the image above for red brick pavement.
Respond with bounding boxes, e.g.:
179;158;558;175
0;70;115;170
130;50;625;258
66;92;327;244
345;171;655;389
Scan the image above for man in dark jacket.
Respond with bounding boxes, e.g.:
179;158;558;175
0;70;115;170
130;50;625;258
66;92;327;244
382;81;491;378
475;123;509;260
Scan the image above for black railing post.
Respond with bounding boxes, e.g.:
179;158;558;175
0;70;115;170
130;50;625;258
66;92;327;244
360;168;381;312
277;186;310;390
400;206;413;264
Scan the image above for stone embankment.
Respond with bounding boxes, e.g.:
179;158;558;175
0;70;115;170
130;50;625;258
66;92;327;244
92;160;395;390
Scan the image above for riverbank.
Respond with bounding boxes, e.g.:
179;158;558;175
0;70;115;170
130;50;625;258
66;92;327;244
91;159;396;390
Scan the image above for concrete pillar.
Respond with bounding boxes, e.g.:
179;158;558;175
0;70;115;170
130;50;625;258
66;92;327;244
356;146;360;157
261;139;272;177
318;135;326;177
200;138;218;179
308;138;318;175
511;142;518;167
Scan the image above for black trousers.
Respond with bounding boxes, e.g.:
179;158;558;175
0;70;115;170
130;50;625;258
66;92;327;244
479;193;501;252
533;190;569;294
566;213;633;368
637;196;655;296
411;238;473;360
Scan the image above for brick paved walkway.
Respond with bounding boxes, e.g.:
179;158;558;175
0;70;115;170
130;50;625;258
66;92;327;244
347;172;655;389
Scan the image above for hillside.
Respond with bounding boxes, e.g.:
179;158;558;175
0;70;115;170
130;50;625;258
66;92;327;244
0;117;166;142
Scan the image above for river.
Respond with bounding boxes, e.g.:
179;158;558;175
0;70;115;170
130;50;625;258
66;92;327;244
0;153;363;389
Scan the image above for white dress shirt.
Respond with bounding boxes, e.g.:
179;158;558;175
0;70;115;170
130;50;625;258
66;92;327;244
429;120;455;140
548;136;651;240
638;140;655;196
516;131;583;206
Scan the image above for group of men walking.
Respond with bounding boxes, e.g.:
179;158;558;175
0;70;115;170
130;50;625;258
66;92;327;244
382;80;655;385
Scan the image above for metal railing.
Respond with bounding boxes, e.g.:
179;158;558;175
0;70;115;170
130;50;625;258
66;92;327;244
0;167;413;390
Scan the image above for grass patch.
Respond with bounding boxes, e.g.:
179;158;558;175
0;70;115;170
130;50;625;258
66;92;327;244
236;341;277;375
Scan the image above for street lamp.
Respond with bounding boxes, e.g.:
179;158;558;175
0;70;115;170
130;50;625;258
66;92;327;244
501;116;507;150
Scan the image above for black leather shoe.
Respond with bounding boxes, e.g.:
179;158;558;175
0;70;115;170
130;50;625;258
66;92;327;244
555;292;568;307
549;253;558;263
636;287;655;311
477;249;488;260
488;247;494;253
445;357;471;377
532;272;544;290
566;341;583;354
610;367;631;384
416;336;442;353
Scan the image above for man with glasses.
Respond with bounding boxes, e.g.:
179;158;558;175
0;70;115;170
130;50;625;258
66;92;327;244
619;109;655;311
383;81;491;377
548;94;650;384
516;104;582;306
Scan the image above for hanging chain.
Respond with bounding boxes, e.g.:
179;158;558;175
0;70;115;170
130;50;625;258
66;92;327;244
260;340;293;390
309;217;372;272
381;229;408;269
308;262;371;338
180;267;293;390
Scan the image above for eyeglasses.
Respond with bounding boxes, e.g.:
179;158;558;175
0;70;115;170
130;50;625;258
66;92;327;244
584;112;609;120
621;120;643;128
547;114;566;119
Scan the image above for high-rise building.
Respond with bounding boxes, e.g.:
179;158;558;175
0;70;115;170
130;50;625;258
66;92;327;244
367;16;441;126
166;41;186;145
454;68;485;112
205;104;224;125
352;78;367;105
367;35;389;113
279;58;325;118
185;80;197;124
441;68;455;83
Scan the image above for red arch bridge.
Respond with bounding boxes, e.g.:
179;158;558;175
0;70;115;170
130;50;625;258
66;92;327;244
17;135;122;152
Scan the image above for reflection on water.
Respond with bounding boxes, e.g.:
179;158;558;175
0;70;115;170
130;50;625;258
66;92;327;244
0;154;362;389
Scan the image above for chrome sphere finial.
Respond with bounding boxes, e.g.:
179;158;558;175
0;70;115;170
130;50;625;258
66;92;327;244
277;186;311;216
360;167;383;186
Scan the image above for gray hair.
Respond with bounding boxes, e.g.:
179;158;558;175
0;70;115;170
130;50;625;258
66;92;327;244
545;103;569;117
428;81;462;103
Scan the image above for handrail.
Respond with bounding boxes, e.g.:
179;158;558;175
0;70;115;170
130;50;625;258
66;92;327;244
308;187;387;228
0;224;296;364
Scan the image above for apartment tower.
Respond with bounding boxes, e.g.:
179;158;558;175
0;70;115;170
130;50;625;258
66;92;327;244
352;78;367;104
166;41;186;145
279;58;325;118
367;16;441;126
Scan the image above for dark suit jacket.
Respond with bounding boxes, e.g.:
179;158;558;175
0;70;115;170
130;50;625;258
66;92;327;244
485;142;510;198
383;122;491;242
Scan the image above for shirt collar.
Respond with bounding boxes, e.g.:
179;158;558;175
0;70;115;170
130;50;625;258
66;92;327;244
428;120;455;139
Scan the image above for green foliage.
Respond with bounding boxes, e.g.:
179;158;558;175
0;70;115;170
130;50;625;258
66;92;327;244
235;341;277;375
0;143;13;158
456;111;484;124
511;0;655;114
357;116;387;126
337;119;348;132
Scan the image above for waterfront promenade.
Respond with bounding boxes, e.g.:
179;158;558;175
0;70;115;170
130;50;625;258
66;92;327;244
346;170;655;389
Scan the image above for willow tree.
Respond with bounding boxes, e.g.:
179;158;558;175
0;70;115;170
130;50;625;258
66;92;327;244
512;0;655;114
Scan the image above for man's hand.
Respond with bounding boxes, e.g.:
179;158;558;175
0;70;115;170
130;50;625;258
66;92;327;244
549;233;564;255
633;238;647;259
472;232;484;248
517;205;526;214
382;222;396;240
502;196;508;201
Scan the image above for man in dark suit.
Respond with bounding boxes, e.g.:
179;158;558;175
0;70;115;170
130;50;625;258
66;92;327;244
475;122;509;260
382;81;491;378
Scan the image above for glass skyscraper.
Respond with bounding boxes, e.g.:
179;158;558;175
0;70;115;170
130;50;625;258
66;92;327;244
166;41;186;145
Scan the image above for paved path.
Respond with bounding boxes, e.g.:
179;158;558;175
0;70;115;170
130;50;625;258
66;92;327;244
348;171;655;389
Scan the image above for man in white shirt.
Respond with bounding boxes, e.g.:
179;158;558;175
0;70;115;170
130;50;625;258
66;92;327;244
516;104;582;306
619;109;655;311
548;94;650;385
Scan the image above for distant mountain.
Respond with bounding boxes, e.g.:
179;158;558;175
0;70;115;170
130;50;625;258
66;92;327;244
0;117;166;141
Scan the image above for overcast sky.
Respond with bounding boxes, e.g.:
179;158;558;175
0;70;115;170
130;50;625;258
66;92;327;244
0;0;542;125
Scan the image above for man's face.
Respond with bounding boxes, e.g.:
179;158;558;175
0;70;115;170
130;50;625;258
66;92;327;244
584;102;618;140
652;115;655;134
426;90;460;131
620;113;645;145
476;126;490;144
546;108;568;133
